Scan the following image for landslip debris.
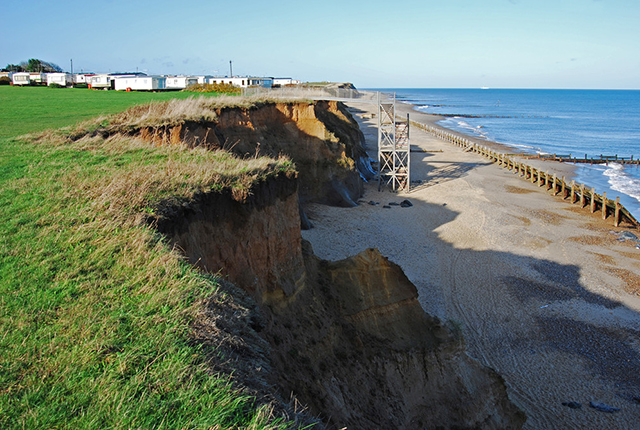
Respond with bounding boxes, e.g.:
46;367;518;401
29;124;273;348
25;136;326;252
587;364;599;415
361;199;413;208
589;401;620;413
561;401;582;409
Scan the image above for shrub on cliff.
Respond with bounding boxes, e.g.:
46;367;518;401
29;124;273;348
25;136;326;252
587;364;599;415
185;82;240;94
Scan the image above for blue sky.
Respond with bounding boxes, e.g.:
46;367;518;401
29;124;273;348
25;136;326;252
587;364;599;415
2;0;638;89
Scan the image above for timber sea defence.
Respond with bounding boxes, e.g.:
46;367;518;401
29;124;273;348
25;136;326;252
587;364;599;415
412;121;639;228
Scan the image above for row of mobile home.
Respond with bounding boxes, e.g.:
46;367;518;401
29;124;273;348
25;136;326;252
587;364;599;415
110;75;275;91
6;70;295;91
10;72;88;87
208;76;273;88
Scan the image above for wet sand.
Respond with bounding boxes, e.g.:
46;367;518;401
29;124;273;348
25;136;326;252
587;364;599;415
302;101;640;429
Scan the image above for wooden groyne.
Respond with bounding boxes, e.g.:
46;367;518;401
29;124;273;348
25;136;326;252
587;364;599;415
411;121;639;228
523;153;640;165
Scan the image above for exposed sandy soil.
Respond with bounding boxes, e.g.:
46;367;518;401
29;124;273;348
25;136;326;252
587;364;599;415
302;101;640;429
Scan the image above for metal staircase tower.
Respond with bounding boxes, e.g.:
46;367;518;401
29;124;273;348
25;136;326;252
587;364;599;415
377;92;410;191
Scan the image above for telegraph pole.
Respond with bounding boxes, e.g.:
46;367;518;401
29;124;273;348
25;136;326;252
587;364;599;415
70;59;74;87
229;61;233;77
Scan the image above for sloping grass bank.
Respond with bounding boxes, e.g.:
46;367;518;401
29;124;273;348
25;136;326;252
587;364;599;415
0;89;296;428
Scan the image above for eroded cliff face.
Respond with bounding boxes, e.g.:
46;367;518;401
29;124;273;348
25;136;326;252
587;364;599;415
267;243;525;429
155;171;304;299
154;172;525;429
138;101;374;208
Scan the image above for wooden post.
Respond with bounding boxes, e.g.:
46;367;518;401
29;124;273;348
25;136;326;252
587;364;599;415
602;192;607;219
553;175;557;195
570;180;576;203
561;176;566;199
545;171;550;190
537;169;542;186
590;188;596;213
580;183;585;207
614;197;621;227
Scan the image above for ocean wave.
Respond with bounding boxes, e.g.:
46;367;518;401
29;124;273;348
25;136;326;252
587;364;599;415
440;118;489;139
507;142;543;152
604;163;640;201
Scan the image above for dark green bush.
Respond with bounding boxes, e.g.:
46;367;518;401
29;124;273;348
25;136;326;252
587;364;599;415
185;83;240;94
0;77;10;85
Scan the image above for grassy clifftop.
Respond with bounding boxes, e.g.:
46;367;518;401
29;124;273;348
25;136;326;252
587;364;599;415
0;87;296;429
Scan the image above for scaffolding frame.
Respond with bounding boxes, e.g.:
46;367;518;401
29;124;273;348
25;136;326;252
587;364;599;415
377;92;410;191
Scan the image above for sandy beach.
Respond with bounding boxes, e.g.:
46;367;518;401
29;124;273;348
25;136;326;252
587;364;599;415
302;100;640;429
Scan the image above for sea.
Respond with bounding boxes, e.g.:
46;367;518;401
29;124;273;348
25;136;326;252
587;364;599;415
376;88;640;221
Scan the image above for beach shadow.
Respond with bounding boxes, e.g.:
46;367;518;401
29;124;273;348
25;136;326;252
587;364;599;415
409;153;491;191
419;203;640;402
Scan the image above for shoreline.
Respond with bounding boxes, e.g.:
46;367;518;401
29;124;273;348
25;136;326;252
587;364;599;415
302;99;640;428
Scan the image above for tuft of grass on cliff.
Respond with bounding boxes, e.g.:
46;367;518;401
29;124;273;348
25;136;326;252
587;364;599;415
0;87;296;429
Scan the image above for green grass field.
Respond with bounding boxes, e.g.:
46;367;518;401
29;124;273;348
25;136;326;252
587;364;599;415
0;86;294;429
0;85;226;138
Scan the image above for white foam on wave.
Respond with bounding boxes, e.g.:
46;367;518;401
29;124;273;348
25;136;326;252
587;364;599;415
604;163;640;201
448;118;489;139
508;142;541;152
